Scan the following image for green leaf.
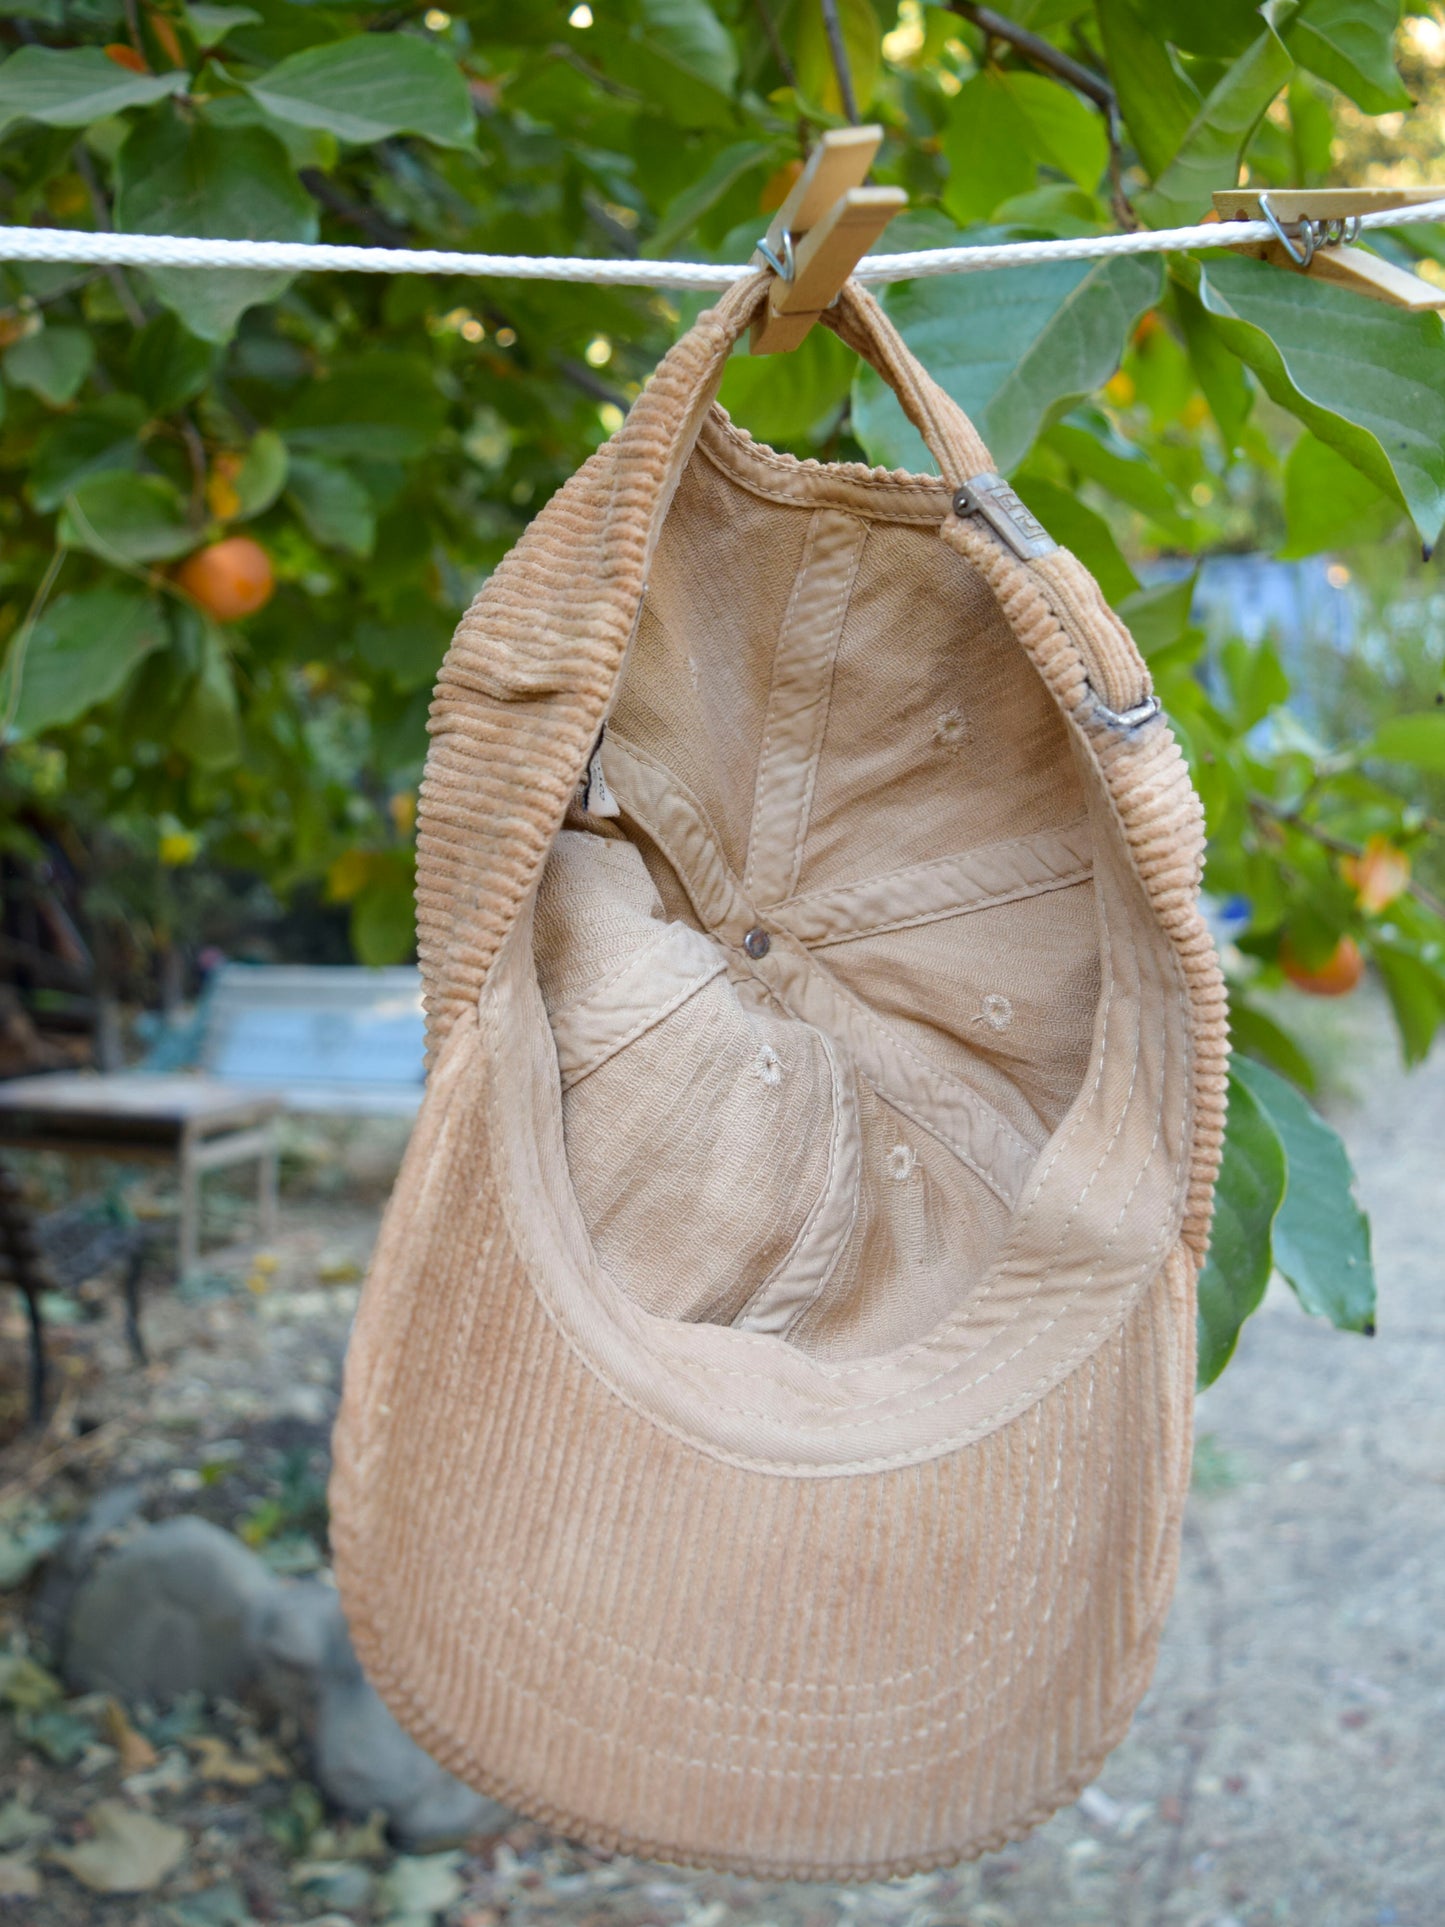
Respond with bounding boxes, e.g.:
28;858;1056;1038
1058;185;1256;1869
351;862;416;965
241;33;474;149
10;588;167;734
1170;277;1253;449
1196;1068;1288;1385
854;250;1161;474
28;398;146;513
647;139;776;255
1005;71;1109;191
232;430;288;519
171;628;242;770
1232;1056;1375;1333
1095;0;1201;180
941;71;1109;221
1117;574;1197;658
0;46;186;138
281;353;446;460
1281;431;1396;557
1137;28;1294;229
115;110;319;344
59;472;194;563
794;0;879;116
355;611;451;693
1284;0;1411;114
1373;944;1445;1066
1047;418;1194;540
1226;1000;1318;1092
717;323;853;446
1369;710;1445;771
129;311;220;414
287;456;376;556
185;4;260;49
638;0;739;96
1195;253;1445;548
1145;0;1266;57
942;73;1041;226
3;326;93;406
1010;475;1140;602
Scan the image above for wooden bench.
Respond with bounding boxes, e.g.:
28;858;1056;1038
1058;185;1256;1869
0;964;425;1422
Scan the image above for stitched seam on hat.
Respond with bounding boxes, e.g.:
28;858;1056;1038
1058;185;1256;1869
782;521;864;904
699;409;950;517
555;954;727;1089
610;733;1036;1202
775;817;1092;923
794;864;1094;950
546;917;694;1024
739;512;867;901
482;958;1183;1467
528;868;1175;1429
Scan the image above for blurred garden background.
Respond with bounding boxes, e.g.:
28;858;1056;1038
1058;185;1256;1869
0;1;1443;1922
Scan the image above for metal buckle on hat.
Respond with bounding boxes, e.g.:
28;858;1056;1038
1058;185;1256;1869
1089;690;1163;731
952;472;1058;561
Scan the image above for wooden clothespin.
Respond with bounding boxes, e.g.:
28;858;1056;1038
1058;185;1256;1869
1213;188;1445;312
751;126;906;354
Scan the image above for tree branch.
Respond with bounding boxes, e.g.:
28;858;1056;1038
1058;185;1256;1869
945;0;1138;229
751;0;797;90
819;0;860;124
946;0;1111;108
1249;794;1445;921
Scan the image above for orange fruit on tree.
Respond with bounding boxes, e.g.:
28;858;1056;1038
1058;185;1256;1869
1341;835;1411;914
176;536;275;621
1279;933;1365;998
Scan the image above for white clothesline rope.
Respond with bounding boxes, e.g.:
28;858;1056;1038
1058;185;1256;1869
2;198;1445;287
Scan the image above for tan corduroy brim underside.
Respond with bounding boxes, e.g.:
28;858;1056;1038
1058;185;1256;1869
331;275;1229;1880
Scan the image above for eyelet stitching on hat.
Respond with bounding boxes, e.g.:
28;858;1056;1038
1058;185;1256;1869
480;929;1183;1457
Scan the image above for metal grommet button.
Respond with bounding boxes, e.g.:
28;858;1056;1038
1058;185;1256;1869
743;927;771;960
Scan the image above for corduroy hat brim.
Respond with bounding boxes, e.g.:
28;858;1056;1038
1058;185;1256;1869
330;275;1228;1880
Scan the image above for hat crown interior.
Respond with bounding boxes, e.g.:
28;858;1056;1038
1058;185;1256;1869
531;409;1103;1363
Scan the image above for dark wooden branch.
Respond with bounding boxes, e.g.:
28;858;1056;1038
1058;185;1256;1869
299;168;412;249
1249;795;1445;922
946;1;1112;108
819;0;860;124
945;2;1138;231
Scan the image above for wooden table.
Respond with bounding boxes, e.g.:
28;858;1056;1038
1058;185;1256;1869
0;1073;280;1274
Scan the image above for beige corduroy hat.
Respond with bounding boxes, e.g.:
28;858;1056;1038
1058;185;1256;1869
330;273;1228;1881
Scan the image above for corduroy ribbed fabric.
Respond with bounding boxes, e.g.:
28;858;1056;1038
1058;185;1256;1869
330;274;1229;1879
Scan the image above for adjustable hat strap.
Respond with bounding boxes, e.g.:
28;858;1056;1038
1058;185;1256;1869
822;282;1150;719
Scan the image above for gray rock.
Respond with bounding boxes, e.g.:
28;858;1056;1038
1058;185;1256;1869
64;1516;279;1703
251;1580;509;1848
31;1482;148;1653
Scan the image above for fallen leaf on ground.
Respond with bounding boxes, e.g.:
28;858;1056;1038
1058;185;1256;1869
105;1698;159;1773
163;1878;251;1926
0;1504;64;1589
376;1850;467;1920
124;1748;194;1798
0;1852;41;1899
317;1257;362;1284
0;1797;52;1851
0;1651;63;1712
49;1799;187;1894
188;1732;285;1786
24;1705;97;1765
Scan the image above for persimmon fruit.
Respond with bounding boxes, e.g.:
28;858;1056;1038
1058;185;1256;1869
176;536;275;621
1280;934;1365;998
